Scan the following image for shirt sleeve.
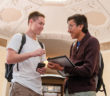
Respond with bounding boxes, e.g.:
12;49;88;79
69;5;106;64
7;33;22;53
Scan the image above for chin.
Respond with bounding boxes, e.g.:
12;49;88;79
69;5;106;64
71;35;75;39
72;36;77;39
36;32;41;35
72;37;75;39
38;33;41;35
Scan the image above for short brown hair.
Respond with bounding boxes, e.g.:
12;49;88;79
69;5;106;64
28;11;45;24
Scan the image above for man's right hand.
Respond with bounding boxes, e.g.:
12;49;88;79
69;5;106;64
31;48;46;57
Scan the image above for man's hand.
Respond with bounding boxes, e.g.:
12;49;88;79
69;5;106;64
47;62;64;71
36;67;46;74
31;48;45;57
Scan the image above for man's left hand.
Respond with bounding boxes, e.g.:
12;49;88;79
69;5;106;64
47;62;64;71
37;67;46;74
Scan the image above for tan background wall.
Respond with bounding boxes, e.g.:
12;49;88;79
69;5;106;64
0;46;7;96
102;51;110;96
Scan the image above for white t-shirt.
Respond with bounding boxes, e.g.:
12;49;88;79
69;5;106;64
7;33;47;95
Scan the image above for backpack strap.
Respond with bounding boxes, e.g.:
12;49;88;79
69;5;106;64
38;40;44;49
17;33;26;71
102;79;107;96
18;33;26;53
100;53;107;96
97;52;107;96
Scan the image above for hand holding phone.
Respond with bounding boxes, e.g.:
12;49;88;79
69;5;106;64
36;62;46;74
37;62;45;68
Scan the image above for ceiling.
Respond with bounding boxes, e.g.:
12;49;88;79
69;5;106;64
0;0;110;42
0;0;110;75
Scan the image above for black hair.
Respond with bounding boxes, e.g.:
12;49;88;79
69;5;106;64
67;14;88;33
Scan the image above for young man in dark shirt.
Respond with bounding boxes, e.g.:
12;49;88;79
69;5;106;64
48;14;100;96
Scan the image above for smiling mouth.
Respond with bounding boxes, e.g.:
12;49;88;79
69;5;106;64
70;33;73;36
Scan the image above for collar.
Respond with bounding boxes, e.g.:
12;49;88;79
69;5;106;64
79;32;91;46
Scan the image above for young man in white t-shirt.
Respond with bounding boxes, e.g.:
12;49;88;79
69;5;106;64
6;11;46;96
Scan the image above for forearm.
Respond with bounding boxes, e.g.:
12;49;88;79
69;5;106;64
7;48;45;64
64;65;92;77
64;53;99;77
6;52;33;64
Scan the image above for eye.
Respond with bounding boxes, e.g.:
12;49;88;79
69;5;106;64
68;25;73;29
39;22;44;26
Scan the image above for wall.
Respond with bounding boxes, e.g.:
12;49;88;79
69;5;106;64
0;46;7;96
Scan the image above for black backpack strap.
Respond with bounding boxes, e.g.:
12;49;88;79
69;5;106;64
100;53;104;73
17;33;26;71
18;33;26;54
97;53;107;96
38;40;44;49
102;79;107;96
100;53;107;96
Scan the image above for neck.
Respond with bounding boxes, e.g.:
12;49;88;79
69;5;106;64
25;29;37;40
77;31;85;42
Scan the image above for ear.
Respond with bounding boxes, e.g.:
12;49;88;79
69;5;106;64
29;19;33;24
79;24;84;31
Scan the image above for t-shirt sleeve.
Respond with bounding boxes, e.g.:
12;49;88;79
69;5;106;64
7;33;22;53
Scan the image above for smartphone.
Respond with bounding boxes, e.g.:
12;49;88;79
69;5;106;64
37;62;45;68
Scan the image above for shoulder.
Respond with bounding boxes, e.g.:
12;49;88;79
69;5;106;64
8;33;23;44
86;36;100;50
88;36;99;45
7;33;24;51
11;33;22;40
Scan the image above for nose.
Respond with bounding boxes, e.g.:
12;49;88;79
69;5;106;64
68;29;71;33
42;26;44;29
41;25;44;30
